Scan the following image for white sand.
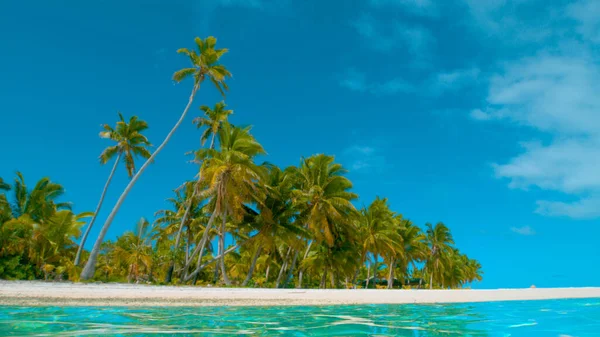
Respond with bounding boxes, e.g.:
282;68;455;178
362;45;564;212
1;281;599;307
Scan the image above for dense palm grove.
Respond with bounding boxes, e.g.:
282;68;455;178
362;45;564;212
0;37;482;289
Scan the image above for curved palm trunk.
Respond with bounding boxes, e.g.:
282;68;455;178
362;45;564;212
265;264;270;284
81;82;200;280
365;261;371;289
184;242;242;281
296;240;313;289
165;205;193;283
275;247;292;288
387;257;395;289
182;211;218;280
320;265;328;289
74;152;122;266
241;244;262;286
430;272;434;289
283;248;299;288
352;252;366;289
372;254;378;288
219;212;232;285
330;268;336;288
166;133;215;283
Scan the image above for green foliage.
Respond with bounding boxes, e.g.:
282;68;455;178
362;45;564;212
2;35;482;289
99;113;152;177
0;173;91;281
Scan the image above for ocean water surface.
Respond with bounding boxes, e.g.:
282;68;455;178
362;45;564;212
1;298;599;336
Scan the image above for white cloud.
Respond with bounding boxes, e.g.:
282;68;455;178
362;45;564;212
474;48;600;219
536;197;600;219
341;66;480;96
494;139;600;193
346;146;375;155
510;226;536;236
431;67;480;93
369;0;438;17
463;0;557;44
339;69;416;95
352;14;435;59
470;109;493;121
372;78;416;95
568;0;600;42
339;69;368;92
353;15;398;52
486;56;600;135
343;145;386;172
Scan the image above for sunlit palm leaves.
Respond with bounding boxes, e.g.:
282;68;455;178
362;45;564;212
193;101;233;148
173;36;232;96
99;113;152;177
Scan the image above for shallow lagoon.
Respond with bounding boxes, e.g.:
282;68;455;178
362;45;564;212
1;298;599;336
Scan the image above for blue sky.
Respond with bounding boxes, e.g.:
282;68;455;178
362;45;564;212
2;0;599;288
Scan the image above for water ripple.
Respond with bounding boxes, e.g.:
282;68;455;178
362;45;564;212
1;298;599;336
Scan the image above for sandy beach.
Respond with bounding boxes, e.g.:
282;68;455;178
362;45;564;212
1;281;599;307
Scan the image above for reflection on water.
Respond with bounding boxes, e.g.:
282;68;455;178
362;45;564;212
1;298;599;336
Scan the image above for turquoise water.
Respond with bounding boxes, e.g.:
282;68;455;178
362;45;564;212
1;299;599;336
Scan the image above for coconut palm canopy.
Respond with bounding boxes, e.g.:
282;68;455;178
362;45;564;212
0;37;482;289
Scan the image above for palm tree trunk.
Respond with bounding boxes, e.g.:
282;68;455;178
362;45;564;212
74;152;122;266
296;240;313;289
352;253;365;289
184;242;242;281
241;244;262;286
213;260;220;284
81;82;201;280
387;257;395;289
219;212;231;286
320;266;328;289
330;269;336;288
430;272;434;289
181;210;218;280
275;247;292;288
265;264;270;284
352;268;360;289
365;260;371;289
165;206;193;283
166;134;215;283
283;248;299;288
372;254;378;288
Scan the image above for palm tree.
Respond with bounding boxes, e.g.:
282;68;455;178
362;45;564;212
184;123;266;285
164;102;233;283
11;172;71;222
241;166;305;286
425;222;454;289
394;220;427;287
81;36;231;280
194;101;234;149
113;218;154;283
354;197;401;288
0;177;11;225
34;210;93;272
288;154;358;288
74;113;151;266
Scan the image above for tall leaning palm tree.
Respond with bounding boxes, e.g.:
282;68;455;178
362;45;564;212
74;113;151;266
81;36;231;280
164;102;233;283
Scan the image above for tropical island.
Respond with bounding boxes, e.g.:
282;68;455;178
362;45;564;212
0;37;482;291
